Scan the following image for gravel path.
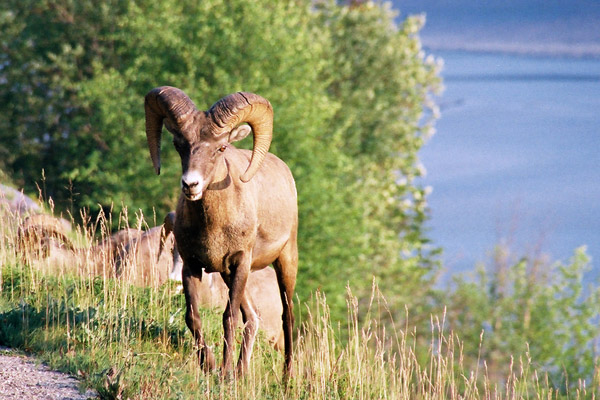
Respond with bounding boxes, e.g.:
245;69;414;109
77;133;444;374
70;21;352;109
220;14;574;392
0;347;97;400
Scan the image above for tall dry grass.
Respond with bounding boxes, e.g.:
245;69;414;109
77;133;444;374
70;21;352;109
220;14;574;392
0;205;593;399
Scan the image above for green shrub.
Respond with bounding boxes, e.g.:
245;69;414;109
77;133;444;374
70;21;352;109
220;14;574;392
445;245;600;391
0;0;441;323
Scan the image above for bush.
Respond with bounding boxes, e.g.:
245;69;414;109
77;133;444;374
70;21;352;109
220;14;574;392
0;0;441;323
444;245;600;390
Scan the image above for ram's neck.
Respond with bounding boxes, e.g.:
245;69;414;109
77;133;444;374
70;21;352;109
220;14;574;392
180;179;243;225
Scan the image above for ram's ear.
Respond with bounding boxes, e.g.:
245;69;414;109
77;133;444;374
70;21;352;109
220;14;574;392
228;124;252;143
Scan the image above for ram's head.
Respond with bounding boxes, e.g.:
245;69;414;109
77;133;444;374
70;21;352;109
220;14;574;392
144;87;273;200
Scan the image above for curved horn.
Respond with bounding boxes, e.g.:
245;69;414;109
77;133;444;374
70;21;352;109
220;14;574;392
18;223;75;255
144;86;198;175
208;92;273;182
158;212;176;261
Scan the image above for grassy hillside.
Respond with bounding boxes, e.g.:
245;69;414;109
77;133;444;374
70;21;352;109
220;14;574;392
1;207;596;399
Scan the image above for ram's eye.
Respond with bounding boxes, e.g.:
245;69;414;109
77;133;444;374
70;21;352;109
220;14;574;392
218;145;227;153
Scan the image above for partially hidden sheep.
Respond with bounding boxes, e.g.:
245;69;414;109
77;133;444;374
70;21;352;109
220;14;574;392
16;213;142;277
114;224;175;287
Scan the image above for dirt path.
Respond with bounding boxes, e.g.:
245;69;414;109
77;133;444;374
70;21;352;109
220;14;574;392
0;347;97;400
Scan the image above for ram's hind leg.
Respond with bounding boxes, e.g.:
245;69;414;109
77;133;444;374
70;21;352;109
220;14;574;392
237;289;259;376
273;239;298;376
182;266;215;372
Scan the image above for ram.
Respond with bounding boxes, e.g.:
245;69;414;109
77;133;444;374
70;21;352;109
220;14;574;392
17;214;142;277
17;214;73;260
145;87;298;376
114;220;175;287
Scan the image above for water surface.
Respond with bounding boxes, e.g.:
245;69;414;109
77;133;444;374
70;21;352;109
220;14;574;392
419;51;600;274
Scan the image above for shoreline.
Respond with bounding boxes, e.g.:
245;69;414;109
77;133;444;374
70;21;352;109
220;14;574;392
423;44;600;61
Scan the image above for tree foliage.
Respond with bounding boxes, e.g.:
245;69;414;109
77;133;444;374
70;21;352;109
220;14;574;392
311;1;441;317
445;246;600;389
0;0;441;321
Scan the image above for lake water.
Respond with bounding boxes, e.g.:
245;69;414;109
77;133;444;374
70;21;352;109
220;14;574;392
386;1;600;276
419;51;600;276
394;0;600;59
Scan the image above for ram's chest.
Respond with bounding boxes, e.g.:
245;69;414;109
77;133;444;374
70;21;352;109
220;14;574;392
175;214;256;274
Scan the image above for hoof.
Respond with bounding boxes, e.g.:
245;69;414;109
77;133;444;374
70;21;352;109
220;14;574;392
219;366;235;381
199;346;216;372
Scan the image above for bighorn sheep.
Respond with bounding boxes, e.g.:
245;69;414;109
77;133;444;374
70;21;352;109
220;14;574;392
114;215;177;287
17;214;74;259
240;267;285;351
17;214;142;277
17;212;178;288
145;87;298;376
161;212;284;349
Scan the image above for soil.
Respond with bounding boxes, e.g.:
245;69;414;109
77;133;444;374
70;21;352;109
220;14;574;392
0;346;97;400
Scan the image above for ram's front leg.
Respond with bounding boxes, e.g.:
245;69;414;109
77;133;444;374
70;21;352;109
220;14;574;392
182;266;215;372
221;251;251;377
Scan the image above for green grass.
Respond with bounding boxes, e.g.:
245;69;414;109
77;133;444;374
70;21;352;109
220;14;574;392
0;208;595;399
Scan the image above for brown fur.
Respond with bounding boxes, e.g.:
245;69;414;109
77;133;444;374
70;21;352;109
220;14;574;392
16;214;143;279
114;226;175;287
17;214;74;259
163;212;284;350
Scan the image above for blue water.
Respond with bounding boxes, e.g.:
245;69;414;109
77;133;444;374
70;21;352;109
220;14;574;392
420;51;600;274
394;0;600;58
387;1;600;274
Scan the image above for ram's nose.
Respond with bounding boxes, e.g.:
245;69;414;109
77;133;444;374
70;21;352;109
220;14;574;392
181;172;204;201
181;178;199;190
